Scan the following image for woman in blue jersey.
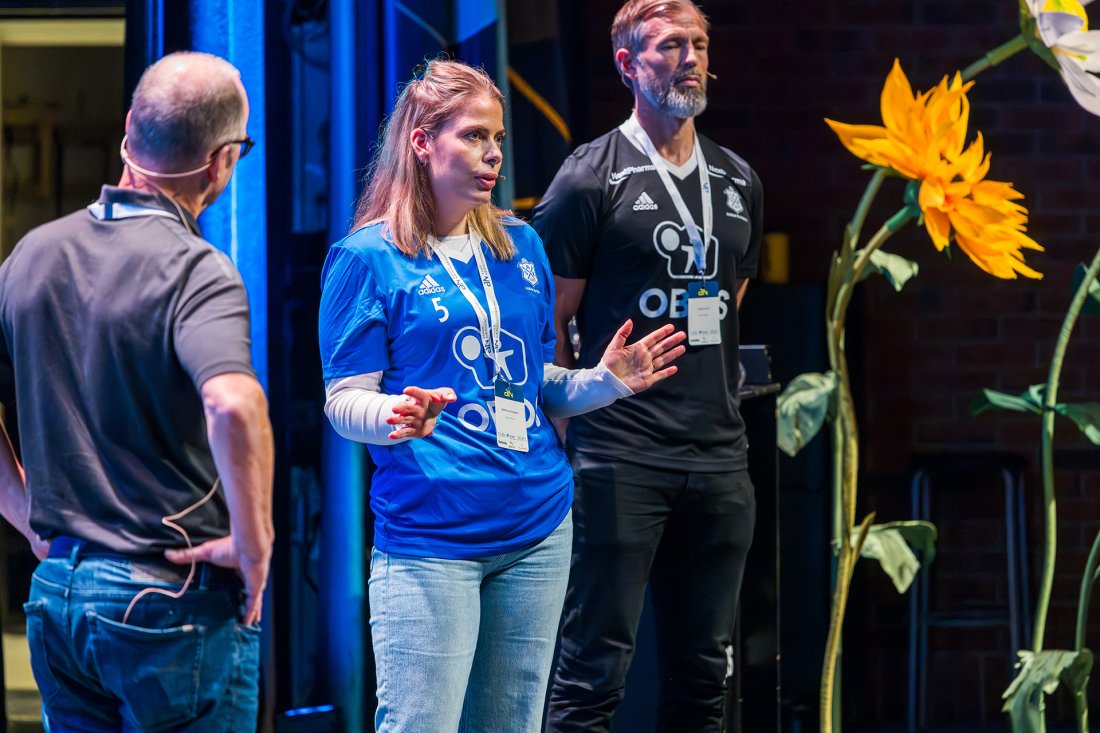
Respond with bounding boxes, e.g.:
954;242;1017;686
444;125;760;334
318;59;685;732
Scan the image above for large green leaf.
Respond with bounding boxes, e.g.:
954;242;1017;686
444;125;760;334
1053;402;1100;445
1062;649;1093;705
1002;649;1094;733
888;520;938;566
777;372;837;457
854;521;937;593
972;385;1100;444
1072;262;1100;317
969;386;1044;416
856;249;920;292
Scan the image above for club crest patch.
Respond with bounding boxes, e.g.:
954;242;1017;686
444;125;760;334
519;258;539;286
724;186;745;215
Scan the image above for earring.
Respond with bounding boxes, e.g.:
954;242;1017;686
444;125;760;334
418;156;428;167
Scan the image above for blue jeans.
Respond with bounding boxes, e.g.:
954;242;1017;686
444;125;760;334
25;543;259;733
369;514;572;733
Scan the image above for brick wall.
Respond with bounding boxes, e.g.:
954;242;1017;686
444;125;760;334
564;0;1099;726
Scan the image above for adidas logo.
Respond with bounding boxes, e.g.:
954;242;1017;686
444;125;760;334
417;274;446;295
633;191;658;211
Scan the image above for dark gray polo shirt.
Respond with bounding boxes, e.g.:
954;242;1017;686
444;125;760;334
0;185;255;553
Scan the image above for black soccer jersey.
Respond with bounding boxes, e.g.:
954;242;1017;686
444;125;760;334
534;122;762;471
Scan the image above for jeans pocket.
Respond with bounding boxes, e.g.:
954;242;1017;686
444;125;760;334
229;622;261;724
233;623;260;685
87;611;205;731
23;599;62;707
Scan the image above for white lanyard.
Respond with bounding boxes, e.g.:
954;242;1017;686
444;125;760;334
87;202;182;224
622;115;712;275
431;232;503;381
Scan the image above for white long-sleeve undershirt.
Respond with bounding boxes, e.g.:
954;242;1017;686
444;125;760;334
324;362;632;445
541;362;633;417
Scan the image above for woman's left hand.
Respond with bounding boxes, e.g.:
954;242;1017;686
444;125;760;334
386;386;457;439
600;320;687;393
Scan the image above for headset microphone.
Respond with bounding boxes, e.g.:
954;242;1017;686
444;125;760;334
120;136;214;179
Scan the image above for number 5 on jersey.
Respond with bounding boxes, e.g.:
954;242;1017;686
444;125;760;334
432;297;449;322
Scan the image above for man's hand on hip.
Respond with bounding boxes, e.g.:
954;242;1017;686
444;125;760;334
165;535;270;626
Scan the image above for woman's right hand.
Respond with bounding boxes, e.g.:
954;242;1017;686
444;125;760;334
387;386;457;439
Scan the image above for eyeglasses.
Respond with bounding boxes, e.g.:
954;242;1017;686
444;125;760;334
211;136;256;160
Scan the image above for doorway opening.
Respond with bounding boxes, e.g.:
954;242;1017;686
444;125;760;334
0;15;124;731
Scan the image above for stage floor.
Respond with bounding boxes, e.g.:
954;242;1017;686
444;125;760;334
3;631;44;733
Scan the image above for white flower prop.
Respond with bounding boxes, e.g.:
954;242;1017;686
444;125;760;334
1024;0;1100;115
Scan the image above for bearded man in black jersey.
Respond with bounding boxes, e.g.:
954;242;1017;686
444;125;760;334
534;1;761;730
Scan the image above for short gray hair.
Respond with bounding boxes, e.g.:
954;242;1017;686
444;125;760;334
127;52;245;170
611;0;709;84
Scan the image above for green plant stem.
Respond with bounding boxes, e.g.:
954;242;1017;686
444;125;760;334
834;207;917;327
827;170;888;566
960;34;1028;82
1036;245;1100;654
1075;528;1100;658
832;664;842;733
821;514;875;733
828;208;918;475
1074;529;1100;733
820;205;915;733
1076;678;1090;733
848;169;889;254
1037;246;1100;733
829;260;846;580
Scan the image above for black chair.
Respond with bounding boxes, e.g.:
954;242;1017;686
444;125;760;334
906;452;1030;732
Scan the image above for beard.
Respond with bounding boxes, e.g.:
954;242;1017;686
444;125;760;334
638;69;707;119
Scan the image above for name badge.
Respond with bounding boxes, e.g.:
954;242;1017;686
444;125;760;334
688;281;721;346
494;378;529;452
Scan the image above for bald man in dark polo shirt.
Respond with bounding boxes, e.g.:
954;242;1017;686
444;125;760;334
0;52;273;732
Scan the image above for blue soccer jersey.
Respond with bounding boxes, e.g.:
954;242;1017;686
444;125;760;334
318;220;573;559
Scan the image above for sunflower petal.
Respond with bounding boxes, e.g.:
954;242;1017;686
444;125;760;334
923;207;952;251
1006;227;1045;252
973;178;1025;203
825;119;890;164
856;138;923;178
954;231;1003;276
880;60;916;133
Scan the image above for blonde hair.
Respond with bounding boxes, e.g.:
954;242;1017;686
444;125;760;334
351;58;515;260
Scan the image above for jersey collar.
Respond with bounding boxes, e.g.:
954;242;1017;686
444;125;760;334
92;185;202;236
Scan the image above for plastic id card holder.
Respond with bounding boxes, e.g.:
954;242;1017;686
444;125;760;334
688;281;721;346
494;378;529;452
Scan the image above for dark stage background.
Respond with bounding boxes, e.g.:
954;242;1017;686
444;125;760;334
0;1;1098;732
668;2;1100;730
520;1;1100;728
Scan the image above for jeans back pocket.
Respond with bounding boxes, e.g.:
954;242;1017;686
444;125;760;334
87;610;205;730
